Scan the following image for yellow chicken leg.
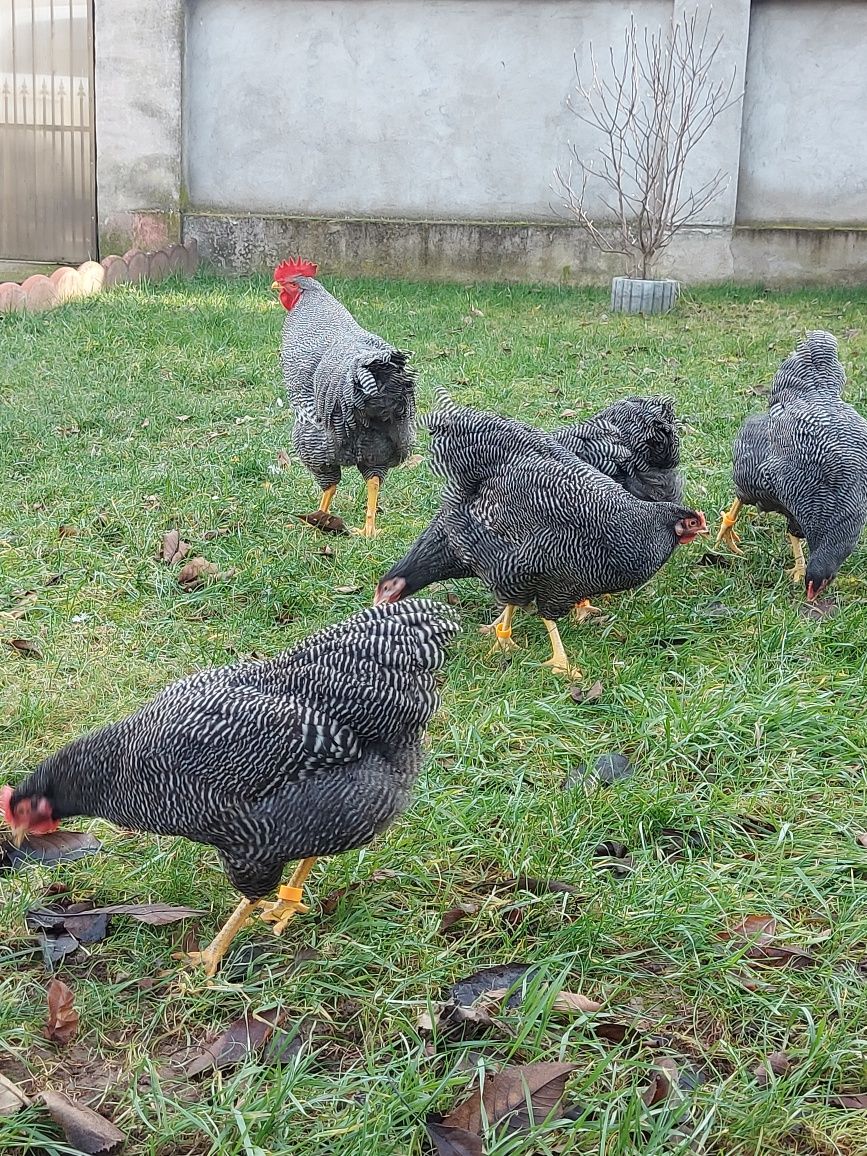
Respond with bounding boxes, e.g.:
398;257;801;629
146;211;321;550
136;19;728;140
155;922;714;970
542;618;581;679
572;599;603;625
716;498;744;554
318;484;337;514
258;856;317;935
787;534;807;584
351;477;381;538
180;897;258;978
489;604;518;655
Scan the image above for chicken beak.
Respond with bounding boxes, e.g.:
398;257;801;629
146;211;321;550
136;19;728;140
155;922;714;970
270;281;281;292
10;826;26;848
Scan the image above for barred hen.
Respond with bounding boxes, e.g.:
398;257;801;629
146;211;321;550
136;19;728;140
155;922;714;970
273;258;416;536
375;393;707;677
716;331;867;599
1;602;457;976
554;395;683;503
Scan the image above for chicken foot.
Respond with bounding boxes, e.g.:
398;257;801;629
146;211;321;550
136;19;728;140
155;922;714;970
786;534;807;584
178;857;317;977
318;485;338;515
571;599;603;625
542;618;582;679
716;498;744;554
258;856;316;934
351;477;381;538
488;604;518;655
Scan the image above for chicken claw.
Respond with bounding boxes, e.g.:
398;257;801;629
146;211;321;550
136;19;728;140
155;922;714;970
176;897;257;978
571;599;603;625
542;619;582;680
716;498;744;555
488;604;518;655
786;534;807;584
258;857;317;936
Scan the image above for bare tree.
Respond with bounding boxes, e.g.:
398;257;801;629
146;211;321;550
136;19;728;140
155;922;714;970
555;8;740;279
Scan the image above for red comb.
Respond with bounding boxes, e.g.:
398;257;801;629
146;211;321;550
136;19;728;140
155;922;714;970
1;785;14;827
274;257;318;282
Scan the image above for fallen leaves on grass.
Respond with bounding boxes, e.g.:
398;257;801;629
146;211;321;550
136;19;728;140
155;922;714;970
592;840;634;878
429;1062;577;1146
4;637;42;659
0;1073;29;1116
829;1092;867;1109
719;914;816;968
58;524;79;539
1;591;38;620
856;832;867;848
41;1090;124;1154
177;557;220;589
159;529;191;565
26;901;201;967
642;1058;680;1106
569;679;603;704
439;902;481;934
44;978;79;1044
450;964;535;1009
801;598;838;621
753;1051;792;1086
426;1122;482;1156
275;449;292;470
333;584;362;595
1;830;102;870
298;510;349;535
487;987;603;1015
565;752;634;790
402;453;425;469
698;552;733;568
184;1007;283;1078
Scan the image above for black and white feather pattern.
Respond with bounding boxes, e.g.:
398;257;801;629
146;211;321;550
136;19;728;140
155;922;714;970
279;275;416;490
10;601;457;900
730;331;867;592
553;395;683;502
379;393;700;619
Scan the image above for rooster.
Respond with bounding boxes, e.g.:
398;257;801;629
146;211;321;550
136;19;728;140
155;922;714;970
273;258;416;536
716;331;867;600
2;602;457;977
375;393;707;678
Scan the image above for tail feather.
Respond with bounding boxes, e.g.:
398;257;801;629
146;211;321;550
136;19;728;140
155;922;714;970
770;331;845;403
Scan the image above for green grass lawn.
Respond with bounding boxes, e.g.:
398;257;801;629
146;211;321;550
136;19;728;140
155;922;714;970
1;275;867;1155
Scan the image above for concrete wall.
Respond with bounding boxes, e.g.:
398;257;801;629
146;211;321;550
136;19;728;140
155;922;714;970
87;0;867;285
736;0;867;226
93;0;184;251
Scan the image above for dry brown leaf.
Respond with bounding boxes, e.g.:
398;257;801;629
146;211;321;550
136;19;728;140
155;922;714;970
176;557;220;590
333;584;362;595
426;1122;483;1156
44;978;78;1044
485;986;602;1015
642;1058;679;1106
160;529;191;565
0;1073;29;1116
2;591;37;620
830;1092;867;1109
570;679;603;704
275;449;292;470
298;511;349;535
402;453;425;469
720;914;777;945
184;1007;283;1077
442;1061;578;1137
856;832;867;848
4;638;42;659
58;524;79;539
439;902;481;934
41;1090;124;1154
754;1051;792;1086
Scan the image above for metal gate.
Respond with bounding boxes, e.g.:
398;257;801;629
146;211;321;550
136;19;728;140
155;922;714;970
0;0;96;264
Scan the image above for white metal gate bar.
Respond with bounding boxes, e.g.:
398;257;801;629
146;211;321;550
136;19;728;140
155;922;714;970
0;0;96;263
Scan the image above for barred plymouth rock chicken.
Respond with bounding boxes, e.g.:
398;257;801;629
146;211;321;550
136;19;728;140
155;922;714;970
375;392;707;678
1;602;457;976
716;331;867;599
554;395;683;503
274;258;416;536
552;394;683;621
